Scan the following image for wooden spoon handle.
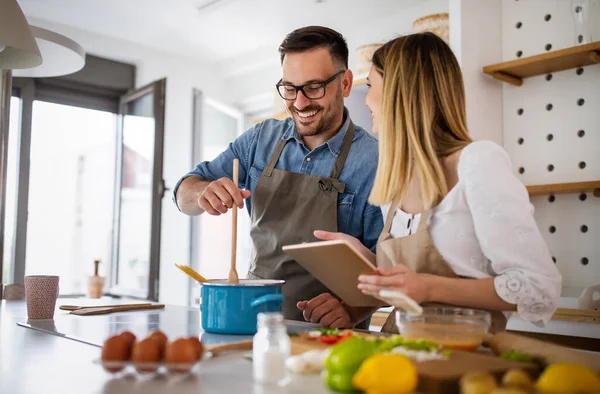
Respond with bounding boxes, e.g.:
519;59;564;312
59;303;152;311
207;340;253;355
70;304;165;316
229;158;239;284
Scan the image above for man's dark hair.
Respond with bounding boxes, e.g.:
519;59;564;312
279;26;349;69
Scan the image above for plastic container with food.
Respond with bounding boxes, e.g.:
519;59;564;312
395;307;491;351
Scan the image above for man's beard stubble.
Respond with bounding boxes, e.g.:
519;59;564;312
291;88;344;137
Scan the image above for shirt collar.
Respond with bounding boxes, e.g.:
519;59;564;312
282;107;352;157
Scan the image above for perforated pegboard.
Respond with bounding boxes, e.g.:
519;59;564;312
501;0;600;288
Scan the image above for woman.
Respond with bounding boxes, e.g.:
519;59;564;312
315;32;561;332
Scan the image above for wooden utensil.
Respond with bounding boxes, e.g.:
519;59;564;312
205;340;253;356
205;337;331;357
70;304;165;316
485;331;600;373
60;303;151;311
228;158;240;285
175;263;209;283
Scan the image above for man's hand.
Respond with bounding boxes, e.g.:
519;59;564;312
198;177;251;215
297;293;354;329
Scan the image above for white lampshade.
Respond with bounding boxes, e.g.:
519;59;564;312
13;26;85;78
0;0;42;69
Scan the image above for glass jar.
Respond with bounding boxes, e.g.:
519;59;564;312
252;312;291;385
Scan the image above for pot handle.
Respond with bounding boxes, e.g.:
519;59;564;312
250;293;285;309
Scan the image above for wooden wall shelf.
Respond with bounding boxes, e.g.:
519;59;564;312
483;42;600;86
526;181;600;197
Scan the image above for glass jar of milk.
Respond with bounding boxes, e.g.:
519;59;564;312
252;312;291;385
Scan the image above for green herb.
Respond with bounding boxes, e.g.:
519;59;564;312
441;349;453;357
316;327;342;336
500;350;534;363
376;335;441;353
288;332;299;337
243;352;253;362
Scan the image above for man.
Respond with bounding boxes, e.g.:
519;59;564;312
174;26;383;328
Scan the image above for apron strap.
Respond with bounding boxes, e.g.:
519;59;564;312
416;210;431;232
263;139;288;177
381;197;402;236
329;121;355;180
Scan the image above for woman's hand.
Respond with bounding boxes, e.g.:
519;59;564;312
358;264;432;304
313;230;376;265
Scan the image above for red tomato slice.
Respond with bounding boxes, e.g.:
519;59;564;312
319;335;340;345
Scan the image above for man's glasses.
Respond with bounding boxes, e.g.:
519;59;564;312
276;70;346;101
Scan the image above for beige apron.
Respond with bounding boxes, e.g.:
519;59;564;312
377;199;507;333
248;122;364;325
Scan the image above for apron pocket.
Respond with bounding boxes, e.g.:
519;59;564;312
337;190;355;233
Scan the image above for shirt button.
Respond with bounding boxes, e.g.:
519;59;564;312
306;157;311;162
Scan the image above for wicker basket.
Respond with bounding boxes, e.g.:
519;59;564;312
355;43;383;77
412;13;449;44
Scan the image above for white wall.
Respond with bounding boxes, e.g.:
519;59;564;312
500;0;600;292
449;0;503;144
224;0;450;115
26;17;231;306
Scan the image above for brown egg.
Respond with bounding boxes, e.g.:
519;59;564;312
131;338;161;373
187;336;204;361
119;331;136;346
148;330;168;357
165;338;197;373
101;335;130;373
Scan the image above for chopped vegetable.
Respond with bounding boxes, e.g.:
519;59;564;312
375;335;441;353
500;350;535;363
320;335;341;345
286;350;327;375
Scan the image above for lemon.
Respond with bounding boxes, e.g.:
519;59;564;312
352;354;418;394
536;363;600;394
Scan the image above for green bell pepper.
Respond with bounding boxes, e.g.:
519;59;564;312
323;338;378;393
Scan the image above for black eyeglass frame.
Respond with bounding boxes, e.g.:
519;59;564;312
275;70;346;101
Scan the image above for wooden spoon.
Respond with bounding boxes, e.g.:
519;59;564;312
206;339;253;356
228;158;240;285
60;303;151;311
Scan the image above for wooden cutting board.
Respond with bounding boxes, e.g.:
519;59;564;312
415;350;539;394
289;334;539;394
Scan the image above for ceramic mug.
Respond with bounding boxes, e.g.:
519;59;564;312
24;275;59;319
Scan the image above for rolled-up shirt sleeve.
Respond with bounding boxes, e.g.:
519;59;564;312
461;141;562;326
172;124;259;210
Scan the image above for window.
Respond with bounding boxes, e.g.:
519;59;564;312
24;101;117;294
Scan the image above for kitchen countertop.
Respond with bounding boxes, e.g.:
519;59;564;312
0;299;329;394
3;298;597;394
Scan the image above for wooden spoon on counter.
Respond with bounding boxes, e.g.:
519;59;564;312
228;158;240;285
60;303;152;311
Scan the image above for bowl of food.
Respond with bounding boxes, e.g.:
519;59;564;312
395;307;491;351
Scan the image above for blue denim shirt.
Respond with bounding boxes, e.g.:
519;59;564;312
173;110;383;251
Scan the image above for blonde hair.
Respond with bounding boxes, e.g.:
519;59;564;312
369;32;472;209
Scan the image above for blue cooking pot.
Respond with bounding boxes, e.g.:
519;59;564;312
200;279;285;335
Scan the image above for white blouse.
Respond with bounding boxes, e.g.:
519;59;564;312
381;140;562;326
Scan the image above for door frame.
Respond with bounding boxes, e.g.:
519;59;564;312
188;91;244;306
109;78;166;301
